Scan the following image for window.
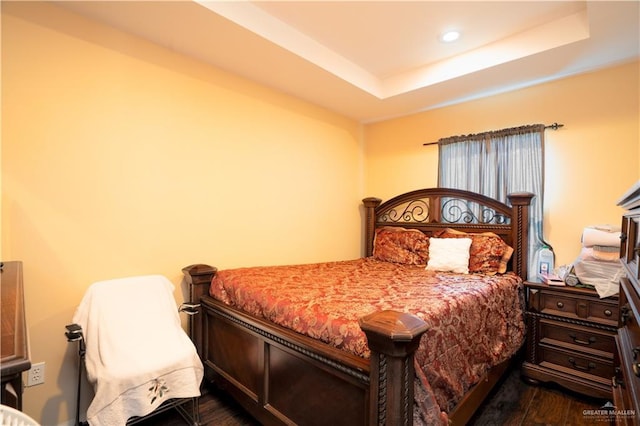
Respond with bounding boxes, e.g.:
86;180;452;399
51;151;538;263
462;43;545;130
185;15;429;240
438;124;546;279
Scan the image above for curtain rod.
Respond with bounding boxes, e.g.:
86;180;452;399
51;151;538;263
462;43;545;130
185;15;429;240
422;122;564;146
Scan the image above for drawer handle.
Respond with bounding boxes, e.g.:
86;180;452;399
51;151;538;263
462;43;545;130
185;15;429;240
604;309;612;317
633;347;640;360
621;305;631;325
613;367;625;388
569;333;596;346
568;357;596;371
634;363;640;378
556;301;564;309
612;375;625;388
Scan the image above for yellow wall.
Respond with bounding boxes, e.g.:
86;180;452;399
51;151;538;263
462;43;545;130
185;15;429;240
1;3;363;424
2;2;639;426
365;61;639;267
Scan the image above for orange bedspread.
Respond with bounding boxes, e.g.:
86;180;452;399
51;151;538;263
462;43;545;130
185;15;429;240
210;257;525;424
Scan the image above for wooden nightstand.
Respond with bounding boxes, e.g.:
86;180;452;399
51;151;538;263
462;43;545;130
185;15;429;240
521;281;618;399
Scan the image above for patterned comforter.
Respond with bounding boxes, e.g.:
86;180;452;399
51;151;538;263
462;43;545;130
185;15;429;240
209;257;525;424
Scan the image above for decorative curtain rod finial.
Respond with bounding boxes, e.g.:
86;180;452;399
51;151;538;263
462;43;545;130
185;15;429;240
545;122;564;130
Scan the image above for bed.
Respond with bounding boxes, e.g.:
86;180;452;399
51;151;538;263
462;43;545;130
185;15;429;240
182;188;534;425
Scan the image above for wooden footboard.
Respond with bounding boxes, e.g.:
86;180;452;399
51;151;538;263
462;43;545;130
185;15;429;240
182;265;428;426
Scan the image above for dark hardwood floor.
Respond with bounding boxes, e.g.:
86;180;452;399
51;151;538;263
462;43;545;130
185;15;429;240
467;366;609;426
143;365;611;426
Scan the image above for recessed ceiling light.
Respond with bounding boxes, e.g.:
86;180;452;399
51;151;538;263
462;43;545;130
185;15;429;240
441;30;460;43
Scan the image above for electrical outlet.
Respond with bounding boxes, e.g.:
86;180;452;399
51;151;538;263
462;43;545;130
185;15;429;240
26;362;45;386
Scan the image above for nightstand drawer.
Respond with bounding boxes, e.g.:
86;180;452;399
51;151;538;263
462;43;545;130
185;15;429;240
539;318;615;359
589;300;619;324
540;345;614;380
539;291;618;326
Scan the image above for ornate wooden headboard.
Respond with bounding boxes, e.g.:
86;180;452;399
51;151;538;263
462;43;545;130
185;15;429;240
363;188;534;280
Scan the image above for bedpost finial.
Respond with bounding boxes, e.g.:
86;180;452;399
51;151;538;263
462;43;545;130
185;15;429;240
507;192;535;206
363;197;382;208
359;310;428;354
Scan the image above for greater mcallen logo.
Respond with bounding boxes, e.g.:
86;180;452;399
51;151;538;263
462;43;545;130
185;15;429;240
583;402;635;422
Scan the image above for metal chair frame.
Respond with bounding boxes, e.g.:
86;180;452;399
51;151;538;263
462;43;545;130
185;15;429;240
65;302;201;426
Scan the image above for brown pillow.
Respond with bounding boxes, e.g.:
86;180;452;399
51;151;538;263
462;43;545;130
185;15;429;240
433;228;513;274
373;227;430;266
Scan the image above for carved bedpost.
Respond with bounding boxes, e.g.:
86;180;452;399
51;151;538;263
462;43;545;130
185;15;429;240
182;264;217;357
359;310;429;426
363;197;382;257
506;192;534;280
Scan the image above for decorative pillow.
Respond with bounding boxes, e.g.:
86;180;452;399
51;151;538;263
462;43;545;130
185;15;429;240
373;227;430;266
434;228;514;275
425;237;472;274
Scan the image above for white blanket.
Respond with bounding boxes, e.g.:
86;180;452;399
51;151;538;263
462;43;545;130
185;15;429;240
72;275;203;426
581;225;622;248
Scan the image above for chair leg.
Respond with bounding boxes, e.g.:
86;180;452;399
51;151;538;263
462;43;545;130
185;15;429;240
174;397;200;426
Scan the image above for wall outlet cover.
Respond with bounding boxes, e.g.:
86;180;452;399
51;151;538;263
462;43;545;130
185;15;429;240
26;362;45;386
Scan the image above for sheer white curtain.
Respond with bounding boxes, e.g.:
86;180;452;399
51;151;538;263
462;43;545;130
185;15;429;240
438;124;546;279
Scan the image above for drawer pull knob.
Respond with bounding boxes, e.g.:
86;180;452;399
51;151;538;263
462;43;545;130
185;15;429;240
634;363;640;378
569;333;596;345
604;309;612;317
556;301;564;309
568;357;596;371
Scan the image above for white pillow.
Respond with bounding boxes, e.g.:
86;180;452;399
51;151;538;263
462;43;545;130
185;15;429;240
426;237;472;274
